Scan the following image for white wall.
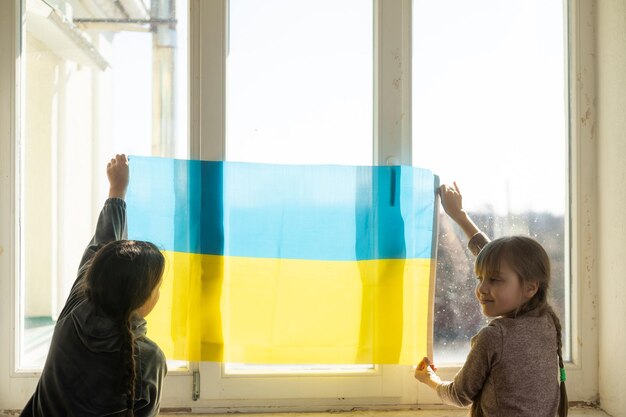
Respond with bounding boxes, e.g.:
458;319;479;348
596;1;626;416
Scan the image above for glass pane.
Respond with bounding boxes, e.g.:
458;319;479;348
20;0;188;370
226;0;373;165
225;0;373;373
412;0;569;363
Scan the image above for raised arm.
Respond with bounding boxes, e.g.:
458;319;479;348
57;155;130;320
77;154;130;269
439;182;490;256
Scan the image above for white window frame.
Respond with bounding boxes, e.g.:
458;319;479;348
0;0;599;411
563;0;599;402
414;0;599;406
188;0;421;411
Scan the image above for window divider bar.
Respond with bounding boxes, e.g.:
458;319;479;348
190;0;226;161
374;0;411;166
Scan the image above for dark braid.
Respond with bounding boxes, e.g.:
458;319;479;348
515;300;568;417
84;240;165;416
513;271;568;416
121;319;137;416
547;306;568;417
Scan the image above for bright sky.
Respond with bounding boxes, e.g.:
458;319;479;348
111;0;567;216
412;0;567;216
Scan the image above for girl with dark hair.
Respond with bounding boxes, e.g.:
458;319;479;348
415;183;568;417
21;154;167;417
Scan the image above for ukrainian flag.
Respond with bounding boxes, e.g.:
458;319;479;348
127;156;438;365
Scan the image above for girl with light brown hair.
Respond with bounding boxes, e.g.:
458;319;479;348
415;182;568;417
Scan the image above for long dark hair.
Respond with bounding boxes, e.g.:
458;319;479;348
475;236;568;417
84;240;165;417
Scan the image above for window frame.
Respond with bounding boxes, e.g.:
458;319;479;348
563;0;599;402
191;0;421;408
0;0;599;411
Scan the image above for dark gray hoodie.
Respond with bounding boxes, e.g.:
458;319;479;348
20;198;167;417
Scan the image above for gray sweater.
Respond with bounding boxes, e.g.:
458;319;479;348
435;232;560;416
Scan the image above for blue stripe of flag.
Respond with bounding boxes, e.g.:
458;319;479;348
127;156;438;261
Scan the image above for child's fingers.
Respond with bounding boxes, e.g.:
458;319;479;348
438;184;453;197
417;356;430;371
108;155;128;169
417;357;439;372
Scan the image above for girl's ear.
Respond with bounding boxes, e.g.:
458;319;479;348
524;280;539;298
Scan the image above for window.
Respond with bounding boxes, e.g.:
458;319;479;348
199;0;383;398
412;0;569;364
226;0;373;166
1;0;595;411
19;0;188;371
